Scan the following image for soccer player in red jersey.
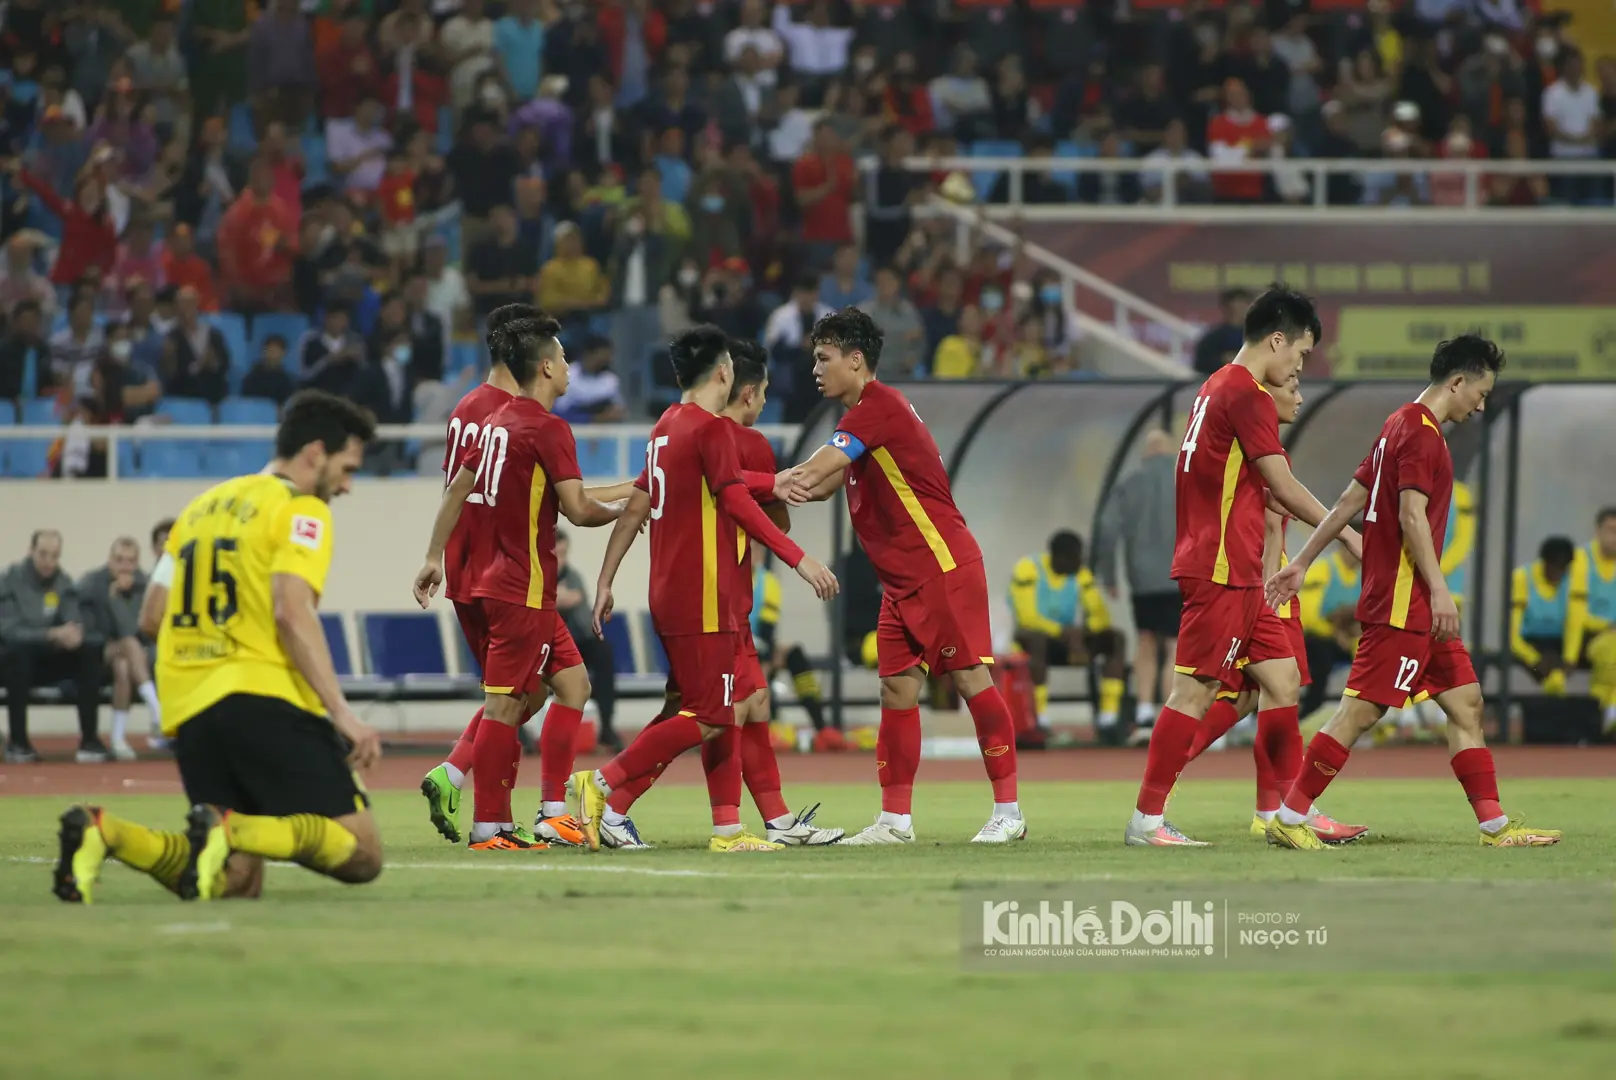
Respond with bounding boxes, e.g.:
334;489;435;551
776;309;1025;845
1265;336;1562;849
1124;287;1361;847
592;340;845;849
414;314;630;850
419;303;532;843
1178;377;1367;844
571;326;840;852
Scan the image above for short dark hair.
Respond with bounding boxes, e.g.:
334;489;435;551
1049;529;1084;563
1429;335;1506;383
486;302;542;360
809;307;885;373
263;334;288;351
496;313;564;382
668;325;732;389
11;298;41;320
275;390;377;459
151;518;175;548
1597;507;1616;528
1540;535;1575;566
727;338;768;403
794;274;819;295
1242;284;1321;347
29;528;60;551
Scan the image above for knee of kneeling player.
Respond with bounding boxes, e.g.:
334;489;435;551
336;843;385;884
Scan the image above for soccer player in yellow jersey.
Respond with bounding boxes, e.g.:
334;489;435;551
53;391;386;903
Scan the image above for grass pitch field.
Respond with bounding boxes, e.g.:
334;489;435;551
1;776;1613;1079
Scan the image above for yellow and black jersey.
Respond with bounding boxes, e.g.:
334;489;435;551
156;473;335;733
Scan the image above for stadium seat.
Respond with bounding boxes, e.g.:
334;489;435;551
454;623;482;680
251;314;312;374
969;140;1024;203
449;341;482;377
158;397;215;425
600;614;637;676
637;611;668;675
136;440;209;479
360;612;466;694
436;106;455;154
205;312;252;392
322;613;356;676
574;436;619;477
1051;140;1090;195
300;134;330;185
227;103;256;152
206;440;275;477
21;399;59;424
218;397;279;426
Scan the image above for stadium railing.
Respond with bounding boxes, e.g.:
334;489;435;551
896;155;1616;219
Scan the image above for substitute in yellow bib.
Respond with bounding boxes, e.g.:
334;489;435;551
52;391;386;906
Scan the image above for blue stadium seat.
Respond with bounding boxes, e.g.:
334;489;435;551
218;397;279;426
436;107;455;154
205;312;252;391
159;397;215;425
116;438;139;479
321;613;354;676
758;397;784;426
454;623;482;680
600;614;637;675
227;103;256;152
637;612;668;675
21;398;59;424
301;134;330;185
137;441;209;478
362;612;449;678
206;440;275;477
574;437;619;477
251;314;312;374
970;140;1024;203
1051;141;1091;195
449;341;483;376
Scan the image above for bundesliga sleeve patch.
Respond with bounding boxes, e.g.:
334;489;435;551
291;515;324;550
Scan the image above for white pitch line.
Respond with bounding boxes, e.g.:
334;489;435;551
158;921;231;934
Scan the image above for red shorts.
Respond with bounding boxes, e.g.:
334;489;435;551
663;631;739;725
480;597;584;696
453;599;489;665
1174;578;1264;693
1241;609;1312;690
733;635;767;702
1344;624;1478;709
876;561;995;679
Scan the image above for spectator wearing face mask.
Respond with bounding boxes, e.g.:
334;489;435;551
687;171;744;265
931;304;986;379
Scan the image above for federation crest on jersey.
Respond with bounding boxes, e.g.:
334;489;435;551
291;515;323;550
832;432;851;450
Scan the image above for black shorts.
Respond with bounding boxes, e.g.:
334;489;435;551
1132;591;1183;638
1016;628;1120;667
174;694;370;819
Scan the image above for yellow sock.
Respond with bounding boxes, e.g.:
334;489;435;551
1099;677;1125;717
1034;684;1050;717
228;814;357;873
98;812;191;893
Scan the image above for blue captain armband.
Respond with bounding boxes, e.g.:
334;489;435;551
828;430;867;460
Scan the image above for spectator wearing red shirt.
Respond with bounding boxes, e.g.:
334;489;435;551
159;226;220;312
599;0;667;101
791;121;856;271
216;156;300;312
14;163;118;288
882;51;936;137
377;153;420;274
317;12;382;121
1207;79;1270;203
1432;115;1489;207
260;122;308;221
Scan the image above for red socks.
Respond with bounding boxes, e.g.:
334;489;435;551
446;707;483;775
740;720;789;822
606;764;666;814
1281;732;1351;817
538;704;584;805
1187;698;1240;761
1135;706;1198;815
1254;706;1302;813
470;719;522;823
701;725;742;827
601;714;703;789
966;688;1019;803
876;706;922;814
1450;747;1504;823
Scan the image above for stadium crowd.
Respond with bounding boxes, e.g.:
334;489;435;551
0;0;1611;474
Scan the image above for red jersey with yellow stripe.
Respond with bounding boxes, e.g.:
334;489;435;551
1171;363;1284;587
831;379;982;599
1352;401;1451;632
441;381;513;603
635;402;746;636
727;418;778;624
462;396;581;610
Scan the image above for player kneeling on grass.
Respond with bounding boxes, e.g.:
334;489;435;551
415;313;631;850
1264;336;1560;850
586;339;843;850
55;392;387;903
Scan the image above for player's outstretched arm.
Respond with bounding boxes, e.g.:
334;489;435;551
593;487;652;635
717;484;838;599
1399;488;1460;642
1266;479;1369;610
1253;455;1363;558
556;478;628;527
273;574;381;769
1262;508;1286;582
585;480;638;504
414;465;478;607
780;445;852;504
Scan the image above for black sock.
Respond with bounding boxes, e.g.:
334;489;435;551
784;646;828;731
